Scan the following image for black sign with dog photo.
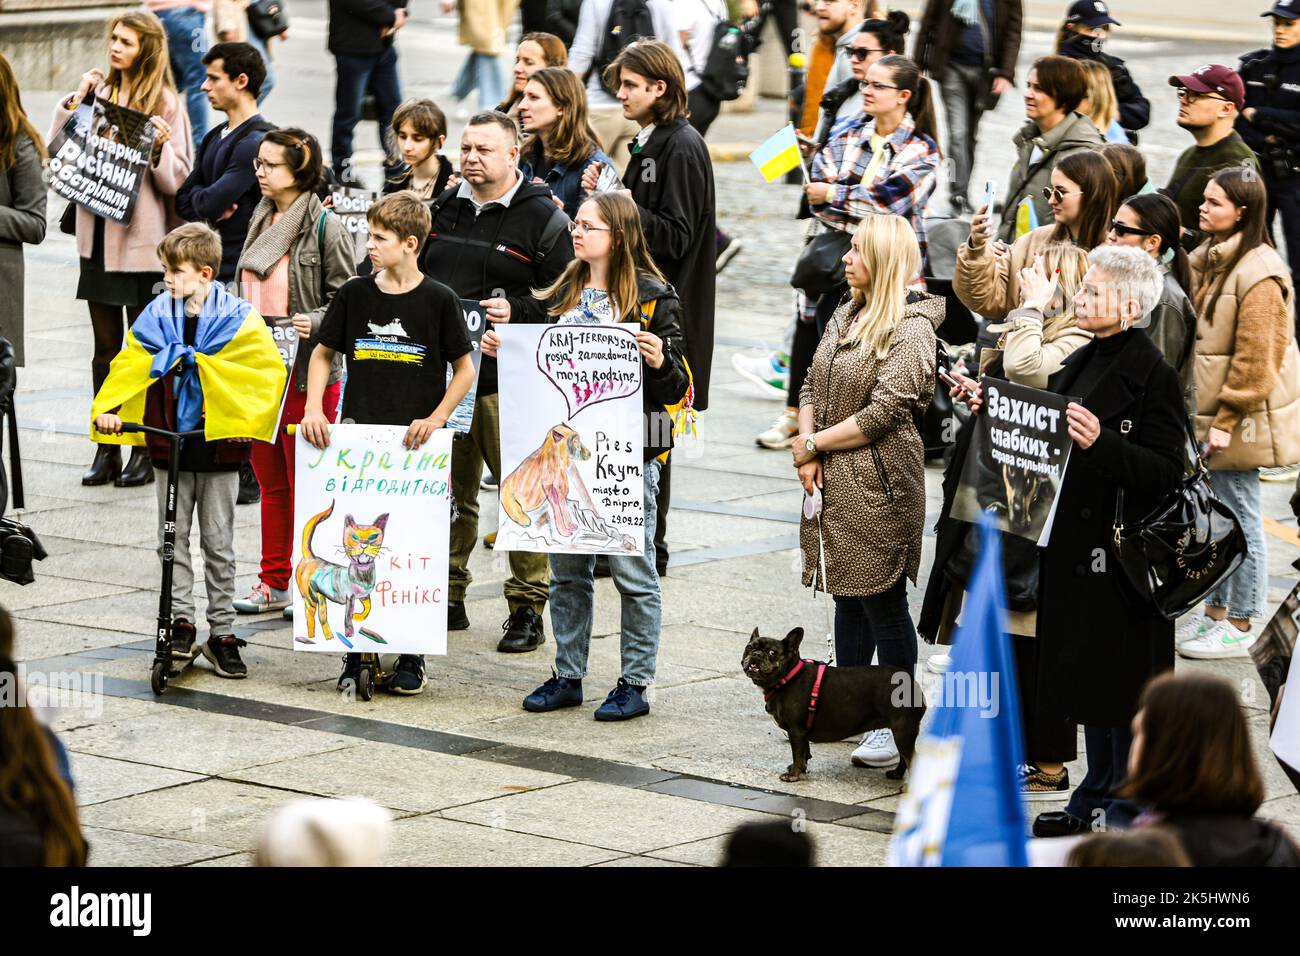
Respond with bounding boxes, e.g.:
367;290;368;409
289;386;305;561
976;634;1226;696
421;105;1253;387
951;377;1077;546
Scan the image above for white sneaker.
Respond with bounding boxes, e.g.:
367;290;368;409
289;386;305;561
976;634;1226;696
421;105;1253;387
925;653;952;674
756;410;799;449
1175;612;1212;646
851;728;899;768
731;351;789;400
233;582;291;614
1178;619;1257;660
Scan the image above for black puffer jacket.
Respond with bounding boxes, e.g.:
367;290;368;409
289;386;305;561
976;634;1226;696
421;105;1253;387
1059;33;1150;136
327;0;408;57
634;273;692;462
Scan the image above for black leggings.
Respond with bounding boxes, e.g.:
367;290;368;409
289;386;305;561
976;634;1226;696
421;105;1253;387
787;315;820;407
88;301;145;394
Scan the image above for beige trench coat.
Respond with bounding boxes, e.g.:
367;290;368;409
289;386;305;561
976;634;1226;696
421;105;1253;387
799;292;942;596
457;0;521;55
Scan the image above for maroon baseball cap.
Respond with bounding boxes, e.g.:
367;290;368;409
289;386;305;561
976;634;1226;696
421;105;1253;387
1168;64;1245;110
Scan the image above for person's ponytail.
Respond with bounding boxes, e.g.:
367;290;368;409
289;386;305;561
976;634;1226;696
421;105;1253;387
877;55;940;149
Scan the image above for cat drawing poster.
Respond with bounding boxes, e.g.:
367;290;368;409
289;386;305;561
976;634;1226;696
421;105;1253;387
495;323;644;555
291;423;453;654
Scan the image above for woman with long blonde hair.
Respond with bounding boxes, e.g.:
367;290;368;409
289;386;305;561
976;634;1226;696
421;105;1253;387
0;52;48;368
1079;58;1126;142
482;191;691;720
48;9;193;488
792;214;942;771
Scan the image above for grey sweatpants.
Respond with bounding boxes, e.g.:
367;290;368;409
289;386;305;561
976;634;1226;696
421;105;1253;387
154;468;238;635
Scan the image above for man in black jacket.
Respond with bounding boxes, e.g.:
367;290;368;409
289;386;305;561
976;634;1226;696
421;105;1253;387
421;111;574;653
583;39;716;575
914;0;1023;215
177;43;274;283
1239;3;1300;320
328;0;408;183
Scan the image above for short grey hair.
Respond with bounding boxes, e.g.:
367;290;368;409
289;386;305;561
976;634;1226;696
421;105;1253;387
1085;245;1163;319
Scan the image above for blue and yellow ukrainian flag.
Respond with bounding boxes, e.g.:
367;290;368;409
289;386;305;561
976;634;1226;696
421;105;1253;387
1014;196;1039;240
90;282;287;445
749;124;804;183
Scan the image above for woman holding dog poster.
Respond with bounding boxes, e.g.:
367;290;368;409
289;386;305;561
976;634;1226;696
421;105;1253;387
48;10;193;489
483;192;690;721
791;214;941;772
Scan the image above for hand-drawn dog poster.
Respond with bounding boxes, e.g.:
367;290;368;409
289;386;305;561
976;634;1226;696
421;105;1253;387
445;299;487;434
951;377;1076;546
496;323;644;555
46;96;156;226
330;187;377;263
292;424;453;654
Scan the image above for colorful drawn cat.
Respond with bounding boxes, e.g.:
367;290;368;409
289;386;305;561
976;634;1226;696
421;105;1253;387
294;500;388;642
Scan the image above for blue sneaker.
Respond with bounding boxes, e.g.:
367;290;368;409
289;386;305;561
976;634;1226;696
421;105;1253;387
523;671;583;712
593;678;650;721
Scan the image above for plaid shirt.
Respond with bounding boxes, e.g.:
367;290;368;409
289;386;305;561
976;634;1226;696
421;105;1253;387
810;112;939;263
799;114;938;322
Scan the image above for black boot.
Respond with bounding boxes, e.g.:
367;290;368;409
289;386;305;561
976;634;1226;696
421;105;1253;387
82;443;122;486
115;446;155;487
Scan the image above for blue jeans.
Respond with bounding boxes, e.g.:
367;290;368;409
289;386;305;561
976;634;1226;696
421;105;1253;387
450;51;504;107
832;576;918;676
331;46;402;176
550;461;662;687
1206;468;1266;620
158;6;210;145
1065;724;1141;828
247;31;275;103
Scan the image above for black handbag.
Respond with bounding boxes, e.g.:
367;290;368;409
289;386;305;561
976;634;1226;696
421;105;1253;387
0;338;45;586
247;0;290;41
790;227;851;297
1111;420;1247;621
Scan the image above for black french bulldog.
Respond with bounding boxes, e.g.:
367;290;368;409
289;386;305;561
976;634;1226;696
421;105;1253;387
742;627;925;783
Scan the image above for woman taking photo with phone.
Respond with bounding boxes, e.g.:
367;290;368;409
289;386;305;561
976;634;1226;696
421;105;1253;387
50;10;193;489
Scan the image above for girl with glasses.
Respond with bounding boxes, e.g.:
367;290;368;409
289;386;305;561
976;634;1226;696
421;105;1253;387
482;192;689;722
1105;192;1197;412
957;148;1119;322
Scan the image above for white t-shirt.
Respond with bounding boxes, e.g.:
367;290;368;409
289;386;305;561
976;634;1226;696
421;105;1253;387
568;0;687;109
675;0;728;93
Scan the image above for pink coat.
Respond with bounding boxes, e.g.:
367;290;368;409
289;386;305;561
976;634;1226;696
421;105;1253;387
47;84;193;274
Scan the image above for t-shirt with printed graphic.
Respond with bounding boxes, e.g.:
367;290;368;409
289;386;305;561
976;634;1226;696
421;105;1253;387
317;274;473;427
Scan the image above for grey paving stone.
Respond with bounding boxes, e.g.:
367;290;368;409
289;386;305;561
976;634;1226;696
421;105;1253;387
382;815;625;867
68;752;205;807
83;826;241;866
61;709;355;775
441;779;773;854
225;742;570;813
649;819;891;867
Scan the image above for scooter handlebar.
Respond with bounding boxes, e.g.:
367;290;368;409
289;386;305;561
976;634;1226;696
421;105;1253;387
117;423;206;440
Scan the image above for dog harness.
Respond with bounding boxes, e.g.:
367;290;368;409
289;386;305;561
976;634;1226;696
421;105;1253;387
763;658;828;731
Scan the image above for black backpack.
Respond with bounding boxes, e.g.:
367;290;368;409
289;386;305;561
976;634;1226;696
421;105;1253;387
587;0;657;97
695;19;750;102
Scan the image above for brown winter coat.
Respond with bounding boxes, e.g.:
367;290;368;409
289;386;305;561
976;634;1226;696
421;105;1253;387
1189;234;1300;470
799;292;942;597
954;223;1061;321
457;0;520;55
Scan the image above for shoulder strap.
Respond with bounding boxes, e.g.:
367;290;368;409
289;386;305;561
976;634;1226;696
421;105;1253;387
534;203;571;262
638;297;657;327
315;210;330;300
6;398;22;513
223;117;275;156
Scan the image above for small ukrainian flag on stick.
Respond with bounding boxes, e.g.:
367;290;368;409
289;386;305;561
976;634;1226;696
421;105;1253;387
749;124;808;184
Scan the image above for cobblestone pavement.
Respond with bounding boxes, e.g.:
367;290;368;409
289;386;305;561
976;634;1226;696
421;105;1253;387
11;8;1298;865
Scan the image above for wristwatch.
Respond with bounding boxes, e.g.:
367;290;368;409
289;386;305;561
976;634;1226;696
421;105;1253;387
804;434;818;455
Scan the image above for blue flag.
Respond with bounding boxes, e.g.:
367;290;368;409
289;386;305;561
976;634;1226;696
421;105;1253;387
889;512;1028;866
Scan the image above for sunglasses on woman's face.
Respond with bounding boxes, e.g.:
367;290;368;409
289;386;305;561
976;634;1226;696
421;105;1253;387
1109;220;1156;237
847;47;885;61
1041;185;1080;204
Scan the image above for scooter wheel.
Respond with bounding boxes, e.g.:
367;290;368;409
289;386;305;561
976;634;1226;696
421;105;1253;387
357;665;375;701
150;661;169;695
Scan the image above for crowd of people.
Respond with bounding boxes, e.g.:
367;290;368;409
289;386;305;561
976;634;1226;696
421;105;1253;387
0;0;1299;867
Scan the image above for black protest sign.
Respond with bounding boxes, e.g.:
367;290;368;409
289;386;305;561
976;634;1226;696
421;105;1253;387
446;299;486;433
47;96;156;226
951;377;1077;546
330;187;377;264
266;316;301;425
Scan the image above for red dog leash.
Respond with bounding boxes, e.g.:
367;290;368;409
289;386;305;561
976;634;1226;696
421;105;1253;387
764;658;828;731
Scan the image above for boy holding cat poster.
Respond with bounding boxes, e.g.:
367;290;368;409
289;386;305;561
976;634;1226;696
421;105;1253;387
92;223;287;678
299;191;476;696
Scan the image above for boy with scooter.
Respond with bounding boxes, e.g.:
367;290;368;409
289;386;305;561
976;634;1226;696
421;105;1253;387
93;223;286;678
